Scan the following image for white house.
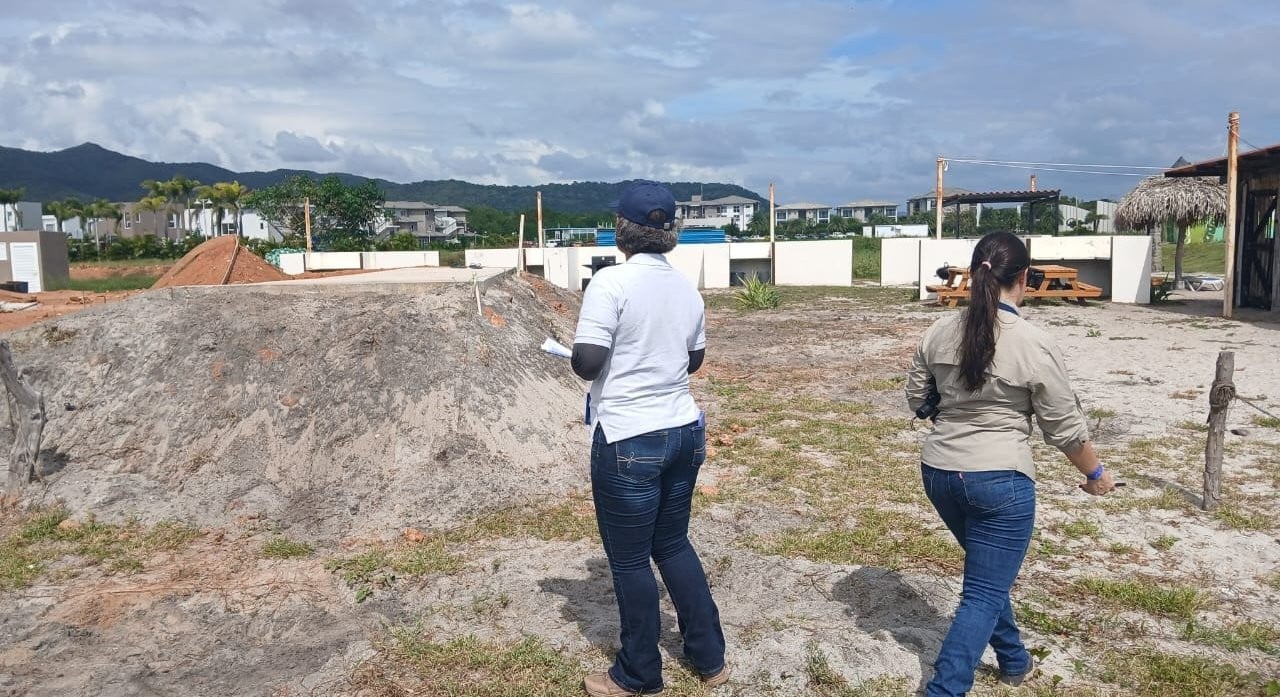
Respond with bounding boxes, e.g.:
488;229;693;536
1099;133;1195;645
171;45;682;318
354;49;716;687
188;208;285;242
43;214;86;238
677;195;758;229
2;201;43;232
835;200;899;222
775;202;831;224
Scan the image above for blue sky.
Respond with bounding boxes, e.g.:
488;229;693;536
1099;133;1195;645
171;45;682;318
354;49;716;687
0;0;1277;206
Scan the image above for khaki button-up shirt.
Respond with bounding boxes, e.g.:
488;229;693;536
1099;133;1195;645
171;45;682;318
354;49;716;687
905;309;1089;481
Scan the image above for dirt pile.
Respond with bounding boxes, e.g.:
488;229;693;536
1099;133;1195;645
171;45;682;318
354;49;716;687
5;273;587;540
151;235;287;288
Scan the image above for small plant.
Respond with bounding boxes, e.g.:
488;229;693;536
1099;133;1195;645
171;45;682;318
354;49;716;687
735;273;781;310
261;537;314;559
1074;577;1210;621
1252;415;1280;430
1151;534;1178;551
1087;407;1116;420
1061;518;1102;540
1086;328;1103;338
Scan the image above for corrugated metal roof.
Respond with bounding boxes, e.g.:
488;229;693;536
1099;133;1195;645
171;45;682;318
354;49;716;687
1166;142;1280;178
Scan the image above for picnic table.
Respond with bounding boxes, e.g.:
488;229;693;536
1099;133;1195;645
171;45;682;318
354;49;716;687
927;264;1103;308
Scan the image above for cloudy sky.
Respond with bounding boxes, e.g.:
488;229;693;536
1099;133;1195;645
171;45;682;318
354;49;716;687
1;0;1277;205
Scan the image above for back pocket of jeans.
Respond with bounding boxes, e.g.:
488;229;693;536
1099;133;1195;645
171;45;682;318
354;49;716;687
963;474;1020;513
615;431;668;483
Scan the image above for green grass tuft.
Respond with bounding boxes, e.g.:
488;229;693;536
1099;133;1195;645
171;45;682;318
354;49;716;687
1074;578;1210;621
261;537;314;559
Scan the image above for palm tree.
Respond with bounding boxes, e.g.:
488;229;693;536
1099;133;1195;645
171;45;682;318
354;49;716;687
96;201;123;258
142;179;177;243
46;199;79;235
195;184;225;236
135;196;168;240
167;174;201;234
0;188;25;231
218;181;250;236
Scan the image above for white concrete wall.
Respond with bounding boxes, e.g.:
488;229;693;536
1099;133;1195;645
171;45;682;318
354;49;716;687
666;246;706;288
1111;235;1152;303
542;248;573;289
775;240;852;286
279;252;306;275
730;242;772;260
1028;236;1112;260
524;247;545;268
465;249;519;269
363;251;441;269
880;238;922;286
917;239;981;299
701;244;731;289
307;252;363;270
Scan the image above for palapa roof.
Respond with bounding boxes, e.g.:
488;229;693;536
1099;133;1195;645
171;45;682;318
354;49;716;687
1114;176;1226;229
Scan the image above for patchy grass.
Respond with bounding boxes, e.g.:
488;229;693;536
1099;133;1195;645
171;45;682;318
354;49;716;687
853;236;881;280
1151;535;1179;551
260;537;314;559
1087;407;1117;420
66;274;158;292
1073;578;1211;621
326;536;463;602
748;508;963;572
1251;415;1280;430
859;375;906;391
805;641;908;696
457;498;599;543
1100;647;1265;697
1212;502;1275;531
353;631;584;696
1161;241;1225;275
1181;620;1280;656
0;507;200;589
1016;602;1082;636
1060;517;1102;540
1174;420;1209;432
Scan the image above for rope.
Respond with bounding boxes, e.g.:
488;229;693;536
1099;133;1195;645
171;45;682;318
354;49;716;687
1209;382;1236;410
1236;395;1280;422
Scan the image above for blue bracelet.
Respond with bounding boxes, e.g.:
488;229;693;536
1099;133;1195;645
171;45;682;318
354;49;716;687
1087;464;1105;481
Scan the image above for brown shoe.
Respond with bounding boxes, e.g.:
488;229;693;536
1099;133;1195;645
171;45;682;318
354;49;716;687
583;671;659;696
702;663;731;687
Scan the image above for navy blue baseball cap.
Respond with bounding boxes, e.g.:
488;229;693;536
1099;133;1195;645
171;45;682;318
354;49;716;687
610;180;676;230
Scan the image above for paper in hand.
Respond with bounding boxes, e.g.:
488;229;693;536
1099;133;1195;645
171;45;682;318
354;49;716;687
540;337;573;359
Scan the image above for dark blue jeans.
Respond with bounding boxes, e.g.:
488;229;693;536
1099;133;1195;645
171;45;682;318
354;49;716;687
922;464;1036;697
591;422;726;693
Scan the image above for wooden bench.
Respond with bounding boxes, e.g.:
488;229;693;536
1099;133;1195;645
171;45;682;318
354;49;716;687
930;265;1101;307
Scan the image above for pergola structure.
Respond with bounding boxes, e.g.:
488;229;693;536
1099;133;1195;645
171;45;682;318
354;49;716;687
941;189;1061;238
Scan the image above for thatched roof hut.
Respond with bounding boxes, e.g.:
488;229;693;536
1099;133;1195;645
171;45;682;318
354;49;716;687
1114;175;1226;230
1114;175;1226;285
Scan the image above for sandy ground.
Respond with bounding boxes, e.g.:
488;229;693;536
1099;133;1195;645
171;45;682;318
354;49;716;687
1;283;1277;696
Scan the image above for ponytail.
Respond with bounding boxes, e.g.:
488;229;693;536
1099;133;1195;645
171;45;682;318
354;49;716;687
959;232;1031;391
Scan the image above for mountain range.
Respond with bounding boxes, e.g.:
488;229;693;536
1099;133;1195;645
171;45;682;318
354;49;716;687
0;143;764;213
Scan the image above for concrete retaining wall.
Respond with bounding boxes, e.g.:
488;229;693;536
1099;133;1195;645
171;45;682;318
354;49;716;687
363;251;440;269
307;252;363;270
774;240;853;286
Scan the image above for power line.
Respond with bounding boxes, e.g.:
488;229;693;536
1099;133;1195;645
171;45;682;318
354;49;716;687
947;161;1152;177
945;157;1165;170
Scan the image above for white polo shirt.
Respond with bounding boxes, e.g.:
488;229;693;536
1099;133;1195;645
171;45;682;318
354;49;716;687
574;253;705;443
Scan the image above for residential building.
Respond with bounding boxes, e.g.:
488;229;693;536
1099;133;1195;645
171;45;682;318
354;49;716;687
676;194;758;229
775;202;831;224
834;200;899;222
383;201;470;243
906;188;973;216
98;202;182;240
2;201;43;232
1058;200;1118;234
188;208;285;242
43;214;85;238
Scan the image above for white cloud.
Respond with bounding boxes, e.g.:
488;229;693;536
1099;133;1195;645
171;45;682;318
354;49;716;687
0;0;1277;204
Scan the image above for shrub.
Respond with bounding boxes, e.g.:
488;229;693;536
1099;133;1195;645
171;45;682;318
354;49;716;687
735;273;781;310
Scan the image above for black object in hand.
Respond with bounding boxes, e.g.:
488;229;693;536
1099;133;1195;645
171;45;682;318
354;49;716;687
916;388;941;421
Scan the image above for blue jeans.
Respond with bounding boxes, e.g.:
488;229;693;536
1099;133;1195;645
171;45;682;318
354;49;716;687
591;422;726;693
921;464;1036;697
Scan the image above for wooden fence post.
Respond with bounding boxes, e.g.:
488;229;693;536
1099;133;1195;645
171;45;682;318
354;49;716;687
0;341;45;495
1203;351;1235;511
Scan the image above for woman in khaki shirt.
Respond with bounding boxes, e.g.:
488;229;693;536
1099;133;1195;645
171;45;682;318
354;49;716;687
906;232;1116;697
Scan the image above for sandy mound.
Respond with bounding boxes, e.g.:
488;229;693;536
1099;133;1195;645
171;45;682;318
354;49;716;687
152;236;287;288
5;273;587;540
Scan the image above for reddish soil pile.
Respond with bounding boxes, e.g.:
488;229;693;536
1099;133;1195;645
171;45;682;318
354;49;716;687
152;236;287;289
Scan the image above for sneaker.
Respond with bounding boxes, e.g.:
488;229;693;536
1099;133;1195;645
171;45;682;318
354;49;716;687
583;672;661;696
701;663;732;687
999;657;1037;687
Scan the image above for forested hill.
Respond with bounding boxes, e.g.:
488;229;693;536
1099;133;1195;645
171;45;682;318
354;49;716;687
0;142;763;213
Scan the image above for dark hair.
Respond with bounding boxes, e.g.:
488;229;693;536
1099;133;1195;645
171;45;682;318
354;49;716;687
959;232;1031;391
615;215;678;255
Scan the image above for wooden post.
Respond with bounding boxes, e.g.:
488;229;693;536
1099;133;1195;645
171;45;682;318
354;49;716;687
304;197;313;255
536;191;544;249
1223;112;1240;319
935;157;946;240
516;213;526;275
1029;174;1037;192
768;182;776;283
1203;350;1235;511
0;341;45;495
